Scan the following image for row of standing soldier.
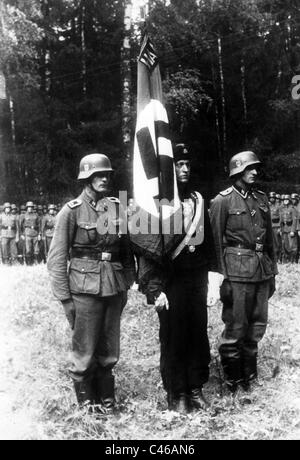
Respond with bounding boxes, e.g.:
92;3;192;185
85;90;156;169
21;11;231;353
46;148;278;416
0;202;58;265
269;192;300;263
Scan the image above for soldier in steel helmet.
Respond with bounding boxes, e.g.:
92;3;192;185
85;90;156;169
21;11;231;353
17;205;26;264
280;194;297;263
210;151;278;393
41;204;57;259
0;202;19;264
268;192;282;262
47;153;136;413
19;201;41;265
291;193;300;262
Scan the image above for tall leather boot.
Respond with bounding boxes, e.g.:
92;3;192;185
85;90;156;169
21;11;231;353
73;379;96;407
173;393;189;415
221;357;242;393
189;387;209;411
97;370;115;414
242;354;257;390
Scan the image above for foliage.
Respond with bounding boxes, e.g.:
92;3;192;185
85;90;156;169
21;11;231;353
0;0;300;203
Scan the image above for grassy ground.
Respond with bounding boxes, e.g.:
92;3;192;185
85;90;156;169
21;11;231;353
0;263;299;440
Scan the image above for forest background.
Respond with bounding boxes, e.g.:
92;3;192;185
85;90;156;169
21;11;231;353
0;0;300;204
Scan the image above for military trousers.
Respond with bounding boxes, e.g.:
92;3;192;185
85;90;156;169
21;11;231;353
219;280;269;383
69;293;124;383
1;237;18;263
281;232;298;263
272;228;282;262
25;236;39;263
158;268;210;396
45;236;53;256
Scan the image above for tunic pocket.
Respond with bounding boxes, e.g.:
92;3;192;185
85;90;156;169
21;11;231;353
227;208;247;231
76;222;98;243
69;258;100;295
225;247;259;278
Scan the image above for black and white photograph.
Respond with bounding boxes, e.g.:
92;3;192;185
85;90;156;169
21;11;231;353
0;0;299;442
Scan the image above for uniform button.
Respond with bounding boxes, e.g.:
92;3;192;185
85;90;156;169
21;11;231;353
238;252;241;256
81;268;85;272
257;237;260;240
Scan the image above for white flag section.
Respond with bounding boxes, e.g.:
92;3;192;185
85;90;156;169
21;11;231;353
0;72;6;100
134;99;179;219
131;35;182;259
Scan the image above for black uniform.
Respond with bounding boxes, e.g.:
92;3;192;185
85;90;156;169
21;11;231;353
139;188;217;403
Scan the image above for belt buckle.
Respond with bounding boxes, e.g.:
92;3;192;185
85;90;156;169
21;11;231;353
101;252;112;261
255;243;263;252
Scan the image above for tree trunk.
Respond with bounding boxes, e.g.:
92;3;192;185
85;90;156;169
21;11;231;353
121;0;133;160
80;0;87;96
40;0;50;94
240;55;248;143
217;36;227;170
210;55;222;163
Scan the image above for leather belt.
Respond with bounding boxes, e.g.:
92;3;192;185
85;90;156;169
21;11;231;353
226;241;265;252
283;221;292;225
272;218;280;223
71;248;119;262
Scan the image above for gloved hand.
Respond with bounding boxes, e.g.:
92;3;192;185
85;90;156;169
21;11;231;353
207;272;224;306
61;299;76;330
268;276;276;299
155;292;169;313
220;279;233;304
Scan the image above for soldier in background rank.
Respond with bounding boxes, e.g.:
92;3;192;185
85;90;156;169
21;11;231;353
19;201;41;265
17;205;26;264
291;193;300;263
47;153;136;413
280;194;297;263
0;202;19;264
210;151;277;393
41;204;57;258
269;192;282;262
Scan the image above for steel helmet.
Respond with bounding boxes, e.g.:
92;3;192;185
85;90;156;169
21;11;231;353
229;151;261;177
3;202;11;210
269;192;276;198
284;194;291;201
276;194;281;200
78;153;114;180
291;193;299;200
26;201;34;208
48;204;56;210
11;204;17;210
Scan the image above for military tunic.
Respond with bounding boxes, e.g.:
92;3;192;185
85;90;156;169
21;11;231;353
280;205;297;262
47;190;136;382
0;213;19;263
41;214;56;256
19;211;41;264
210;185;278;388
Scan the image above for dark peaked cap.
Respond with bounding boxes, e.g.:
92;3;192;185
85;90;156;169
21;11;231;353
173;143;191;163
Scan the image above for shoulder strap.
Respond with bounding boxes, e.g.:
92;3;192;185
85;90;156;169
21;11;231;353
67;199;82;209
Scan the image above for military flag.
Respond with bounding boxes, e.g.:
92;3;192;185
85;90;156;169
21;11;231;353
130;35;182;260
